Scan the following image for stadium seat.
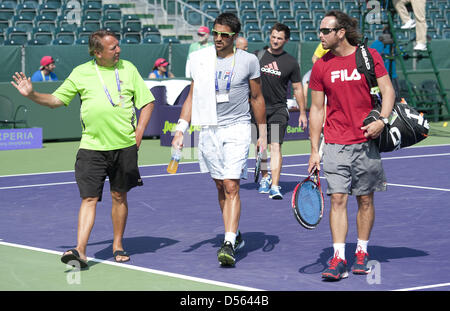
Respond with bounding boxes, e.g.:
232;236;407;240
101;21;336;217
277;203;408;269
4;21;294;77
103;21;121;33
247;32;263;42
16;3;38;15
326;1;342;11
55;27;75;43
6;27;28;45
240;10;258;23
163;36;180;43
310;1;324;10
104;11;122;22
299;19;315;32
83;11;102;22
142;34;162;44
0;1;15;21
12;15;34;32
57;16;79;31
120;37;140;44
103;3;121;15
220;1;236;11
38;3;59;17
205;9;220;19
77;26;94;39
275;1;291;11
243;21;260;33
32;26;53;44
52;37;74;45
4;38;26;45
122;27;141;42
292;1;308;11
27;38;49;45
290;30;300;41
185;10;202;25
239;1;255;11
80;21;101;32
442;29;450;40
202;1;218;11
259;10;276;23
75;37;89;45
303;30;318;41
35;14;57;29
142;25;160;36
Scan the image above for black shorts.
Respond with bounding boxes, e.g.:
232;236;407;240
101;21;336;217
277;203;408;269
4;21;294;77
74;145;143;201
252;106;289;144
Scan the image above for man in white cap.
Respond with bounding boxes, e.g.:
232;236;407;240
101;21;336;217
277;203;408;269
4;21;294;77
31;56;58;82
185;26;214;77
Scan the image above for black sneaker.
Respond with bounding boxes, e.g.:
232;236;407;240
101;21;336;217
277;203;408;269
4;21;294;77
217;241;235;266
234;231;245;252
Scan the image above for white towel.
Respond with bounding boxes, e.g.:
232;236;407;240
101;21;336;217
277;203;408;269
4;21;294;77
189;45;217;126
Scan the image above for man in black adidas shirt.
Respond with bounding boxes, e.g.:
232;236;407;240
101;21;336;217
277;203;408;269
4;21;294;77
256;23;306;200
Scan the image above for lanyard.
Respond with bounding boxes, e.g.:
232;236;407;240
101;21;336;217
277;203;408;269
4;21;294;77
40;71;54;81
94;60;122;107
215;48;236;94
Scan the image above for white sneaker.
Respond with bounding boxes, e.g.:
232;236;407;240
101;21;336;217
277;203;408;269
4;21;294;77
401;19;416;29
414;43;427;51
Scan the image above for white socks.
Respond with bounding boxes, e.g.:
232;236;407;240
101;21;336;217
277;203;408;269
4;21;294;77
224;232;237;246
333;240;369;260
333;243;346;260
356;239;369;254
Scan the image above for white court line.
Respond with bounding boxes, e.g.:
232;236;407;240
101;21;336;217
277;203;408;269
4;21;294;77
1;152;449;191
0;153;450;191
281;172;450;192
1;143;449;178
0;241;263;291
394;282;450;291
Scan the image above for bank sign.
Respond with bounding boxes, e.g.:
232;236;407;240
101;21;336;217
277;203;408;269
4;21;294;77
0;128;43;150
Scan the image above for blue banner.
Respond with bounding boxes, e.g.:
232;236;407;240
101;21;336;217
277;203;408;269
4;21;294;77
0;128;43;150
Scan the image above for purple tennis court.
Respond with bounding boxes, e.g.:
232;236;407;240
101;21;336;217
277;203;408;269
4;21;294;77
0;144;449;291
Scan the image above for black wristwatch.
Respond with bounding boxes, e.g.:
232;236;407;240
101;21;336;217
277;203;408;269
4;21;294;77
379;116;389;126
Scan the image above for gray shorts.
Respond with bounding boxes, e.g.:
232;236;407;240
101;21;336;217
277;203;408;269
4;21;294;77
323;140;387;196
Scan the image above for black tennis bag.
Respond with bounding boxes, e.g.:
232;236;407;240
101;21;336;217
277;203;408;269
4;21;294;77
356;39;429;152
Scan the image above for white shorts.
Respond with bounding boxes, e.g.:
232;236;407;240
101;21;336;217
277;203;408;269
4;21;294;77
198;122;251;180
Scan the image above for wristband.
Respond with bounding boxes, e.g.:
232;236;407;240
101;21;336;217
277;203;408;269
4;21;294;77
175;119;189;133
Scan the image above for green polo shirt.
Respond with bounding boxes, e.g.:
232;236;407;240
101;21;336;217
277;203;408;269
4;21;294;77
53;59;154;151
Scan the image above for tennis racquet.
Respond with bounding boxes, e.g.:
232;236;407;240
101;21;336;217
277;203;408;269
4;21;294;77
291;167;324;230
254;148;263;183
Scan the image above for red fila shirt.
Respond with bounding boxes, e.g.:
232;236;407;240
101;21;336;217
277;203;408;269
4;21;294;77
309;47;387;145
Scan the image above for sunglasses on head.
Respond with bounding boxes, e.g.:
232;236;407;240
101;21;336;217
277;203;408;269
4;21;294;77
212;30;236;38
319;28;341;35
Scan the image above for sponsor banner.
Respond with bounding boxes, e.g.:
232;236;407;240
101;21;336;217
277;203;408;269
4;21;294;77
284;111;309;141
159;106;308;147
0;127;43;150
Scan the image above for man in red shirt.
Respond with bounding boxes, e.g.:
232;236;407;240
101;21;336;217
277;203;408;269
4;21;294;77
308;10;395;281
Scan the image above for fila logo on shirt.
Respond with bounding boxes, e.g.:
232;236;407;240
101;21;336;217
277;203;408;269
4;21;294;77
261;61;281;76
331;69;361;83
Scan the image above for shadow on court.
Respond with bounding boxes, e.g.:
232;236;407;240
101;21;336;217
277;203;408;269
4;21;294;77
59;236;179;266
182;232;280;264
298;243;429;275
240;180;299;195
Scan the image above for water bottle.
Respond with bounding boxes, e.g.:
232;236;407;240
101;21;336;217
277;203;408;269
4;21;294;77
167;147;182;174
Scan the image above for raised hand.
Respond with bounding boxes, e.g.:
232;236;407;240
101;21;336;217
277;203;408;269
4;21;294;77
11;72;33;97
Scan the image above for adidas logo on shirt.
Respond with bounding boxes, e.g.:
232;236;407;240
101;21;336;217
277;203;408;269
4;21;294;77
261;61;281;76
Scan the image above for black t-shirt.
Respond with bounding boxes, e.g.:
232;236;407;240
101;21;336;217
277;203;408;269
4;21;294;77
257;50;301;111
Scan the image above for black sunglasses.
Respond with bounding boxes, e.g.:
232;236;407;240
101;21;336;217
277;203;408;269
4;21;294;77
319;28;341;35
212;30;236;39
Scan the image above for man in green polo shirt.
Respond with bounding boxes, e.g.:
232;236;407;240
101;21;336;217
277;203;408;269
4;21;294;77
11;30;155;268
